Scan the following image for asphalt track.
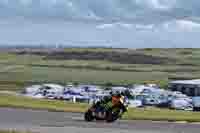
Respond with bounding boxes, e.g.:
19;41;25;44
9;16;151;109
0;108;199;133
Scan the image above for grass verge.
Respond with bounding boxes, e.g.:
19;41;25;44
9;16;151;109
1;93;200;122
124;107;200;122
0;94;87;113
0;130;34;133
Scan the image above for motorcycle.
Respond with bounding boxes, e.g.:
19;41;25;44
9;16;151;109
84;97;128;122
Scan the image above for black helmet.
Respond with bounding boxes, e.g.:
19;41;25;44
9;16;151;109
114;91;121;97
120;92;125;96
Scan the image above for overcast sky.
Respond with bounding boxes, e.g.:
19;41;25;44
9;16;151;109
0;0;200;48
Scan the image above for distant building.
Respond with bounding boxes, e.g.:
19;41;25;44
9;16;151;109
168;79;200;96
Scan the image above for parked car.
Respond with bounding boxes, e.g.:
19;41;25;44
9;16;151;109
136;94;160;106
22;83;200;112
128;96;143;108
42;84;65;99
25;92;45;99
111;86;128;93
23;85;43;95
170;99;193;111
192;97;200;111
156;94;171;108
81;85;101;93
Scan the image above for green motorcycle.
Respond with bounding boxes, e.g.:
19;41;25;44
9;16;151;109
84;99;128;123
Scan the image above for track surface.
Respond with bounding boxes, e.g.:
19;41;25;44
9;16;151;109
0;108;199;133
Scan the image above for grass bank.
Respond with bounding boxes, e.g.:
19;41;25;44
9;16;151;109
1;48;200;91
1;93;200;122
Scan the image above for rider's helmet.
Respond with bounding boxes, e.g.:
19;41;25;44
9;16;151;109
115;91;121;96
114;91;125;104
120;92;125;96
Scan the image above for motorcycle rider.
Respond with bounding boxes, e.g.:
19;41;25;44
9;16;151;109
92;91;128;118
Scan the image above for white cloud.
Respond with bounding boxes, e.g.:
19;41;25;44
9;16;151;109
162;20;200;31
176;20;200;30
135;24;154;30
96;23;115;29
96;23;155;31
1;0;200;48
0;0;198;21
96;23;133;29
135;0;176;10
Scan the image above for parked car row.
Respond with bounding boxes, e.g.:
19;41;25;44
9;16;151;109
22;83;200;111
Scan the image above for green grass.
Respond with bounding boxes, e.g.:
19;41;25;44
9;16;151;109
1;94;200;122
0;48;200;91
124;107;200;122
0;94;88;112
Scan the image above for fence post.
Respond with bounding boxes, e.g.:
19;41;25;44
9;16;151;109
72;96;76;103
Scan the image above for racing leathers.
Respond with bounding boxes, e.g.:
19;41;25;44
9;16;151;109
92;94;127;116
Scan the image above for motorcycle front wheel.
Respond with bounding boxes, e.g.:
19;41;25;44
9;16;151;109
84;110;95;122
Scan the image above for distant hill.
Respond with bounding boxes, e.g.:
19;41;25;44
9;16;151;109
14;48;175;65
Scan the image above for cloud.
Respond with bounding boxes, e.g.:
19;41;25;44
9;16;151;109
96;22;155;31
96;23;133;29
0;0;199;22
135;0;176;11
0;0;200;48
162;20;200;31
